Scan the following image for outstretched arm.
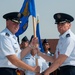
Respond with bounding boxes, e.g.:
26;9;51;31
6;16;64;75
7;54;40;72
38;51;55;63
41;54;68;75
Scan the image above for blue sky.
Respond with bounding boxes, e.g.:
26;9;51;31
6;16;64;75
0;0;75;42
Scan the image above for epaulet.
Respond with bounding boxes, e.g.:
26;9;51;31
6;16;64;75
66;33;70;38
5;33;10;37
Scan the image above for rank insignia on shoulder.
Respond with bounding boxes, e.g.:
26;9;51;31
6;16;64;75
5;33;10;36
15;50;18;53
66;33;70;38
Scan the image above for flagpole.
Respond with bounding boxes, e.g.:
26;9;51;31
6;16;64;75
32;16;38;66
32;17;36;37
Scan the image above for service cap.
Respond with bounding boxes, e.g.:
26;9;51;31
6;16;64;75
43;39;49;44
3;12;23;23
22;36;29;42
53;13;74;24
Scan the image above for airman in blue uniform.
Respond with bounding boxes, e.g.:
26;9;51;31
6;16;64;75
0;12;40;75
38;13;75;75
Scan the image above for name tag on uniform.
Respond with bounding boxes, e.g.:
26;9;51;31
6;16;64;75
14;43;17;44
25;58;30;59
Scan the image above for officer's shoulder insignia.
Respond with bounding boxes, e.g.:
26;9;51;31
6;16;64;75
15;50;18;53
66;33;70;38
5;33;10;37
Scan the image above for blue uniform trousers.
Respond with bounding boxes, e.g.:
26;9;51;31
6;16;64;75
0;67;17;75
60;65;75;75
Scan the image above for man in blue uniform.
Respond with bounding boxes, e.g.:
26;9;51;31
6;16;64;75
0;12;40;75
38;13;75;75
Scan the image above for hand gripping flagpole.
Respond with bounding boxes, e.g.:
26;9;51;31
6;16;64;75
32;16;38;66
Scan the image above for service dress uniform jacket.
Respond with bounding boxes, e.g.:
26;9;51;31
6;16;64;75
22;53;49;75
55;29;75;75
0;28;21;74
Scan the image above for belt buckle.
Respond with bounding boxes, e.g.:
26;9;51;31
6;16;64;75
16;69;20;75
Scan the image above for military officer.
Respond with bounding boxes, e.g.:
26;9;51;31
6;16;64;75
0;12;40;75
38;13;75;75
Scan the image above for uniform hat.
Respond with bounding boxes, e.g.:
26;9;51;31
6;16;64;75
53;13;74;24
22;36;29;42
43;39;49;44
29;35;34;43
3;12;23;23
